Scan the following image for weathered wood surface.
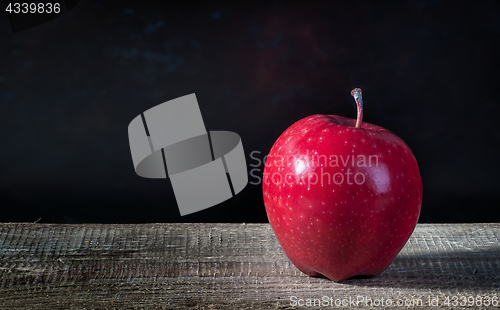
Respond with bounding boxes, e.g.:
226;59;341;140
0;223;498;309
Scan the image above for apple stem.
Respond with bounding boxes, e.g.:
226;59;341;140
351;88;363;128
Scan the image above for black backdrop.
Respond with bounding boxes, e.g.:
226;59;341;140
1;0;499;223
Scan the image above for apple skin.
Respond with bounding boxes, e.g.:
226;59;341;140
262;114;422;282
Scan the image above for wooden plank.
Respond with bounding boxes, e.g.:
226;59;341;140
0;223;498;309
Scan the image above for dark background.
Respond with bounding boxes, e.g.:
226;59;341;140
1;0;499;223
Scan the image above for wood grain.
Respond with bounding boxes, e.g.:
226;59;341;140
0;223;498;309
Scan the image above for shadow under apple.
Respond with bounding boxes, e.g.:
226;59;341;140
337;247;500;290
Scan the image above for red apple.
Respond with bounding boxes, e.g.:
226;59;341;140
262;88;422;282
